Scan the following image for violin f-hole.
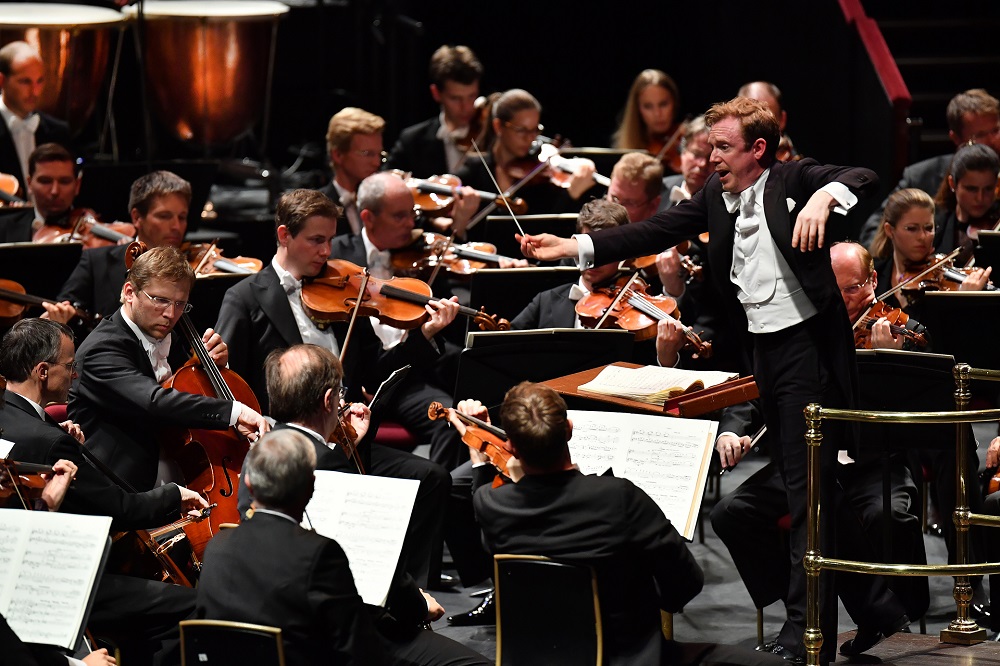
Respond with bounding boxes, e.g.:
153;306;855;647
220;456;236;498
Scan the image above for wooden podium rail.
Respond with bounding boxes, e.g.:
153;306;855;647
541;362;758;418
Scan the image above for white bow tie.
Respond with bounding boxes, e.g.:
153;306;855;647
568;284;589;302
10;114;39;134
153;335;171;361
340;190;356;208
278;272;300;295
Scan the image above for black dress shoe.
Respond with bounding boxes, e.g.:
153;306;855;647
839;614;910;656
755;640;804;665
447;591;495;627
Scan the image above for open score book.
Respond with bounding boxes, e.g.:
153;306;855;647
578;365;738;404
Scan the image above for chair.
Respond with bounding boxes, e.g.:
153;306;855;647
494;554;602;666
179;619;285;666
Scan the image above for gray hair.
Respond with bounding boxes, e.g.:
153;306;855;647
356;171;402;215
243;430;317;510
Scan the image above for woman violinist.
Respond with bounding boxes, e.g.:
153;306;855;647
454;89;599;216
869;188;991;310
612;69;683;173
933;143;1000;253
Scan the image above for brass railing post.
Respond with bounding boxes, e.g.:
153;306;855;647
942;363;986;643
803;403;824;666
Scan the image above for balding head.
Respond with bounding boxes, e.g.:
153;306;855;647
0;41;45;117
738;81;786;132
265;344;343;425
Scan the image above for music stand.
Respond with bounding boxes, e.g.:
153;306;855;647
454;329;633;419
919;292;1000;370
76;160;218;229
468;267;579;324
0;242;82;299
974;230;1000;271
477;214;578;258
186;273;252;333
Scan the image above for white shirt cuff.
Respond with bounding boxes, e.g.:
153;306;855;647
716;431;740;445
820;182;857;216
67;657;86;666
229;401;245;427
573;233;595;268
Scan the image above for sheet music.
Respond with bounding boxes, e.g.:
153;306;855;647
303;471;419;606
568;410;717;540
0;510;111;649
578;365;738;403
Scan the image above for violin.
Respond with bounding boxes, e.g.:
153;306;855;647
32;208;136;248
299;258;511;332
454;95;491;152
404;173;527;217
894;250;996;296
391;231;525;279
576;274;713;358
647;122;685;173
428;401;513;487
332;402;365;475
0;459;53;509
852;301;928;349
622;240;703;284
108;505;216;587
184;241;263;277
125;242;260;555
505;141;611;189
0;278;99;328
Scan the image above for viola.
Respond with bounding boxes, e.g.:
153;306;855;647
391;231;525;279
428;401;512;487
32;208;136;248
0;460;52;509
299;258;511;332
576;274;713;358
125;242;260;556
404;173;527;217
184;241;263;277
647;122;685;173
0;278;99;327
852;301;928;350
332;402;365;475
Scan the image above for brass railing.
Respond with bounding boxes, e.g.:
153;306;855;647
803;363;1000;666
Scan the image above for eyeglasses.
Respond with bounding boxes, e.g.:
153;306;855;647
685;149;711;162
352;149;388;162
55;359;78;373
141;290;193;313
503;122;543;137
608;193;649;209
840;274;873;295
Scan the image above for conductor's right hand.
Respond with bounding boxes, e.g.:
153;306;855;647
716;433;752;470
236;405;271;443
517;233;579;262
178;487;210;517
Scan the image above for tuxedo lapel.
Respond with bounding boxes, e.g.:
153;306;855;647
4;392;45;422
108;311;159;379
252;266;303;347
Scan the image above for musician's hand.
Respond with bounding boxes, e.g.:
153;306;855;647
791;190;835;251
236;406;270;443
202;328;229;367
655;319;687;368
455;398;490;424
870;317;904;349
449;186;479;237
178;486;210;517
716;433;752;469
959;266;991;291
345;401;371;444
987;436;1000;470
40;459;77;512
518;233;578;262
421;296;460;339
59;420;86;444
497;256;530;268
422;590;446;622
40;300;76;324
567;159;597;200
82;648;116;665
656;248;685;297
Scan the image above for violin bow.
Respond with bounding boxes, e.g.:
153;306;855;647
335;269;371;475
720;425;766;474
880;246;963;301
460;137;537;234
192;239;221;277
655;119;689;163
595;272;643;329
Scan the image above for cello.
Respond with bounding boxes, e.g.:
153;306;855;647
124;242;261;555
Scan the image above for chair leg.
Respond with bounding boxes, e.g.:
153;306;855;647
919;614;926;634
921;478;929;534
757;607;764;646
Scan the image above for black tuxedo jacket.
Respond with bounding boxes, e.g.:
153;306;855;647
215;263;441;414
474;470;703;665
58;243;130;319
69;310;233;490
386;117;450;177
196;511;388;665
318;182;359;238
2;391;180;530
590;158;877;406
510;283;577;330
0;207;34;243
0;111;71;194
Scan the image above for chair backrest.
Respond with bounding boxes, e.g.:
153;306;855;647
494;554;602;666
180;619;285;666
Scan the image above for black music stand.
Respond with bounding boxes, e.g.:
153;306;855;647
0;242;82;300
454;329;633;420
186;273;253;333
974;230;1000;271
476;214;578;259
919;292;1000;370
77;160;217;229
468;267;579;324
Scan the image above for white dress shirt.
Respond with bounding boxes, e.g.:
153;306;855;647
436;111;470;174
272;256;341;356
331;180;362;236
361;229;408;350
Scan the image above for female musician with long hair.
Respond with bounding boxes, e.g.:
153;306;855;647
612;69;682;172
